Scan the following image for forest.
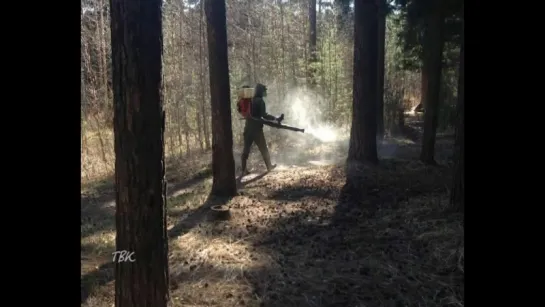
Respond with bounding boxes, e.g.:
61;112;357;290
81;0;464;306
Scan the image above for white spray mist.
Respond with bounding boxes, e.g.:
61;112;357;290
282;88;339;143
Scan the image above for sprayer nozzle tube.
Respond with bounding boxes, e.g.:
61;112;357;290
247;117;305;133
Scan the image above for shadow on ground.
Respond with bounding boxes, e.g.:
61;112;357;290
333;158;451;224
81;163;213;240
81;192;234;304
81;154;212;209
167;195;234;239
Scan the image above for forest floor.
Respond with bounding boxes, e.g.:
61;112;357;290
81;119;463;307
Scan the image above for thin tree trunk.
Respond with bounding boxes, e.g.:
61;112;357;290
195;7;204;151
205;0;237;197
196;87;204;150
110;0;169;304
81;41;87;116
335;0;350;35
377;0;386;140
279;0;286;88
333;30;338;117
420;69;427;110
308;0;317;88
287;19;297;85
318;1;327;99
98;0;108;112
179;9;190;158
92;111;110;168
328;29;333;106
177;1;185;157
450;24;464;212
246;0;255;83
251;26;257;82
278;0;287;90
200;0;211;150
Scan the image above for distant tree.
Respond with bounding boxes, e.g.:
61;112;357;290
450;22;463;212
200;0;211;151
334;0;351;32
110;0;169;305
205;0;238;197
344;0;379;197
308;0;318;88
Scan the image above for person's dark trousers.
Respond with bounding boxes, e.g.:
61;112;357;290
241;129;273;173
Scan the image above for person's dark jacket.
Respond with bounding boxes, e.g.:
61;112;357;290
244;84;276;133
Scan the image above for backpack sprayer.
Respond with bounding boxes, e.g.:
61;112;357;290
236;86;305;133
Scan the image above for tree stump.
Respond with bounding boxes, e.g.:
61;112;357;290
210;205;231;221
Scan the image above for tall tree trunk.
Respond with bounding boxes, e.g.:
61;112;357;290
308;0;317;88
110;0;169;305
279;0;286;88
345;0;379;193
98;0;108;112
328;30;333;106
450;23;464;212
180;6;191;158
318;0;326;98
333;32;338;114
287;20;297;85
177;0;186;157
81;56;87;116
196;83;204;150
420;4;445;164
377;0;386;140
194;7;204;151
205;0;237;197
200;0;211;150
246;0;255;83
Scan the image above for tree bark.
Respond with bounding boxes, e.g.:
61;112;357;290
420;4;445;164
205;0;237;197
345;0;379;191
450;23;464;213
377;0;386;140
110;0;169;305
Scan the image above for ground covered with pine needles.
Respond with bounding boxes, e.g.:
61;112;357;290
81;123;463;307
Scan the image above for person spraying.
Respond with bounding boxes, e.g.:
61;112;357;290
237;83;280;177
